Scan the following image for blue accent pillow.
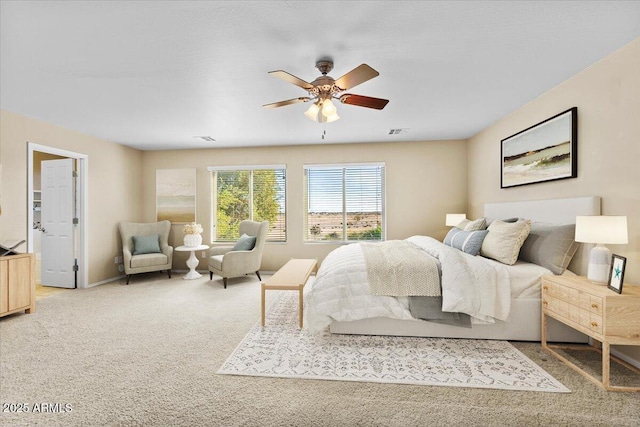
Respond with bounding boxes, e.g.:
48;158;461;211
443;229;489;256
233;233;257;251
132;234;161;255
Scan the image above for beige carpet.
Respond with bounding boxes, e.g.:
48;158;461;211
1;273;639;426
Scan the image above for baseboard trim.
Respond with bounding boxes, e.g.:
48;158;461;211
611;348;640;370
87;275;126;288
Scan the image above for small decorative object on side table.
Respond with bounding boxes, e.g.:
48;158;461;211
541;274;640;392
575;216;628;283
608;254;626;294
175;245;210;280
183;222;203;247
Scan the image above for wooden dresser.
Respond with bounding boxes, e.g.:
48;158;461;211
541;274;640;392
0;253;36;317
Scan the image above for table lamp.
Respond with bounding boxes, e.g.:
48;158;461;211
575;215;628;283
446;214;466;227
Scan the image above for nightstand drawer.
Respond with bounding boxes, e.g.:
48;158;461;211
556;299;569;318
568;304;580;323
543;295;568;320
579;292;591;310
588;313;603;334
569;288;580;306
544;281;570;302
579;308;602;334
577;292;602;314
542;294;556;311
589;295;603;315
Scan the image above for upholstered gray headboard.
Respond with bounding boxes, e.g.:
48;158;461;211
483;196;601;275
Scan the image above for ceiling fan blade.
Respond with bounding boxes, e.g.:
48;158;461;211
334;64;379;90
339;94;389;110
268;70;314;90
263;97;310;109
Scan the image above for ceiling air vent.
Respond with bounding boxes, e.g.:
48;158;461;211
194;136;216;142
388;128;409;135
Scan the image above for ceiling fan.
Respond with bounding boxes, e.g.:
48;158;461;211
263;59;389;123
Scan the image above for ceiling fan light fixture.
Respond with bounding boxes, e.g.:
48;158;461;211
321;98;337;116
304;102;320;121
265;60;388;124
325;111;340;123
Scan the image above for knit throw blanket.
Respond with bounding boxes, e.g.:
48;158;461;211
361;240;440;297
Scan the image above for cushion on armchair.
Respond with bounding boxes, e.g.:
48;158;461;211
131;253;168;268
132;234;161;255
232;233;257;251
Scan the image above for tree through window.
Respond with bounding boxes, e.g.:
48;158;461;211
209;166;286;242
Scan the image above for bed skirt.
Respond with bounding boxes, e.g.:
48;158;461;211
329;298;587;343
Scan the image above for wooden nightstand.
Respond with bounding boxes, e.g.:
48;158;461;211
541;274;640;392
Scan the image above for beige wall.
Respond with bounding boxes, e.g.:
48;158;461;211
0;109;144;285
468;37;640;361
468;37;639;282
141;140;468;271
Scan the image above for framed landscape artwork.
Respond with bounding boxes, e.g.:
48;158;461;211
501;107;577;188
156;168;196;223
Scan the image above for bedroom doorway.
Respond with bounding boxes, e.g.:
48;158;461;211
27;143;88;289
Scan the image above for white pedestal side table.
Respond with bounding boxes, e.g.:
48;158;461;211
175;245;210;280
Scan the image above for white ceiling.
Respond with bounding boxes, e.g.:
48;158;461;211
1;1;639;151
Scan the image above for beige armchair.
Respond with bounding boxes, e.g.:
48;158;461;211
208;220;268;288
118;220;173;285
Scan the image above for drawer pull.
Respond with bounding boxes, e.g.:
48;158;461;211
542;285;549;290
591;321;598;327
542;301;548;306
591;303;599;309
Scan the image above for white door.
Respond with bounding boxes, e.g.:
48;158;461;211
41;158;76;288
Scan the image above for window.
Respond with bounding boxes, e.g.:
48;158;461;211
304;163;385;242
209;165;286;242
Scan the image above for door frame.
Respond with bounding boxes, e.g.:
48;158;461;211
27;142;89;289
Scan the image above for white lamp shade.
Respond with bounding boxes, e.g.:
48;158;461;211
446;213;467;227
575;216;628;244
322;98;337;116
325;111;340;123
304;103;320;121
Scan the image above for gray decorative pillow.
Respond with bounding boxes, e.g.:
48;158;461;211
443;229;489;256
233;233;257;251
519;223;579;274
480;219;531;265
132;234;161;255
455;217;487;231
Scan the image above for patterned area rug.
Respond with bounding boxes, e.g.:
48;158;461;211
218;292;570;393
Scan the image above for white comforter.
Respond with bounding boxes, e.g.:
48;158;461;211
305;235;511;333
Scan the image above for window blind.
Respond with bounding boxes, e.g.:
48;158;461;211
304;163;385;242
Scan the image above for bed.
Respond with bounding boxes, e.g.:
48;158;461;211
305;196;601;342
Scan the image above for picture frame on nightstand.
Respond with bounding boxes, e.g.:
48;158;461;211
608;254;626;294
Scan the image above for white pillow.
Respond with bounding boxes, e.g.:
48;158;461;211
480;219;531;265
